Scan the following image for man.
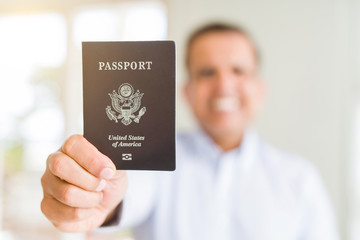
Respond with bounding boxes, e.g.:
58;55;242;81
41;23;339;239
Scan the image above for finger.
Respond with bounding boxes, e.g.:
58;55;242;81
42;169;103;208
61;135;116;180
103;170;127;194
47;152;107;192
41;194;97;223
52;213;108;233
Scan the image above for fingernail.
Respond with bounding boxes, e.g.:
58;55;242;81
100;168;114;180
95;179;106;192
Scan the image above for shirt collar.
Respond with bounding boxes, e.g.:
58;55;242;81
192;127;258;168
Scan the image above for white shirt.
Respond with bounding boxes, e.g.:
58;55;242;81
117;130;339;240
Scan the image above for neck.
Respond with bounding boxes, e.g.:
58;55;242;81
207;130;244;152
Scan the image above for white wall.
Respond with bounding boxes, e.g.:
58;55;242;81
167;0;356;239
0;0;357;238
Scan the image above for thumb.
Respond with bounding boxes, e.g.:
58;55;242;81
101;170;128;211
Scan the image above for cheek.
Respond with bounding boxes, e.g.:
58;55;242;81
191;86;217;120
191;83;211;106
243;83;261;111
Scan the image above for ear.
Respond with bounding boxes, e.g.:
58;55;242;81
183;79;192;105
255;76;267;109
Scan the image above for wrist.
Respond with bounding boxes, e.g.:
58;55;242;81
101;202;123;227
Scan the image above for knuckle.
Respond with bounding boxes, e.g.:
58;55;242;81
40;198;48;216
53;222;69;232
49;156;64;176
71;207;82;220
61;185;75;205
87;155;100;170
40;174;47;188
40;198;55;222
88;155;97;166
46;153;54;167
52;222;61;230
63;135;83;154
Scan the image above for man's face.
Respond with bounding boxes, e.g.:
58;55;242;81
185;31;265;140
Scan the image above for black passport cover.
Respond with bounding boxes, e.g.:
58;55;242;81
82;41;175;171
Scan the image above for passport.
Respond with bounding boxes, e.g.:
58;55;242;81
82;41;176;171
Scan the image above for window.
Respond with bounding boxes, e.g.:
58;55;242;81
0;2;167;239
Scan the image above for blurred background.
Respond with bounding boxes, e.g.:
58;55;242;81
0;0;359;239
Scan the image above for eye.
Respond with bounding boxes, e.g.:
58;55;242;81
197;67;215;78
232;66;245;76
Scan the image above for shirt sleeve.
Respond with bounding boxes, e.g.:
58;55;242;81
101;202;123;227
299;164;340;240
118;171;159;229
95;170;159;232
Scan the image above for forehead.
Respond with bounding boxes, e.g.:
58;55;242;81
187;31;257;69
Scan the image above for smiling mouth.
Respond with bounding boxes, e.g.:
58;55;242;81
211;96;240;113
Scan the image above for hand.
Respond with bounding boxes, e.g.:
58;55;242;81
41;135;127;232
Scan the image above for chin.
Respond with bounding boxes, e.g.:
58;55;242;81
205;119;245;137
214;113;244;126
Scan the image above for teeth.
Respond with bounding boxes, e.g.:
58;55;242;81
212;97;240;112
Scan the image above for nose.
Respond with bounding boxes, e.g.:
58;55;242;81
214;70;238;95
